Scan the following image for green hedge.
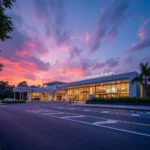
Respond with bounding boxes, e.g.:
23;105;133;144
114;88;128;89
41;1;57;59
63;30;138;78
1;100;26;104
86;97;150;103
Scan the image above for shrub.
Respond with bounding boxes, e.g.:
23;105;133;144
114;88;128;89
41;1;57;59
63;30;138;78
32;98;40;100
1;100;26;104
86;97;150;104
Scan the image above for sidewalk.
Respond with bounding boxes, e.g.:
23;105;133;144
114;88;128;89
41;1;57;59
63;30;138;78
73;102;150;111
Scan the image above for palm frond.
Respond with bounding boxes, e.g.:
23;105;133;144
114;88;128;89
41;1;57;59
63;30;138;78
140;62;150;76
131;75;143;84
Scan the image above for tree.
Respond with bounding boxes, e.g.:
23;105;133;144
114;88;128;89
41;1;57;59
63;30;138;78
0;0;15;41
0;81;9;90
0;81;14;99
0;50;4;71
18;81;28;87
0;63;4;71
131;62;150;98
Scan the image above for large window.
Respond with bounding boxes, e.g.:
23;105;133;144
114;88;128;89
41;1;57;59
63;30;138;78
32;92;40;100
68;79;129;101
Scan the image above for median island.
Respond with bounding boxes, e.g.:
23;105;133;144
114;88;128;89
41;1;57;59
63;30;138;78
1;100;26;104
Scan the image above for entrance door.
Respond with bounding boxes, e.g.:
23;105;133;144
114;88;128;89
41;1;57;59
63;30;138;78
57;95;62;100
43;92;48;101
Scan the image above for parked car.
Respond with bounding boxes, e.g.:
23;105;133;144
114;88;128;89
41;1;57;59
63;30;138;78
4;98;16;101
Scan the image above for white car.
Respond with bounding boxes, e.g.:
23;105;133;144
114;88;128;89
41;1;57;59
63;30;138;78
4;98;16;101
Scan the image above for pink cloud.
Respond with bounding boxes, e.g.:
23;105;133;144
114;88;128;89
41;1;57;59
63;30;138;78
0;55;50;86
138;19;150;40
58;67;84;77
85;33;90;42
16;49;33;57
27;41;36;48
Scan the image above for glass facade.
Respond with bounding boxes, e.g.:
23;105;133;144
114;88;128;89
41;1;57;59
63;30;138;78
68;79;129;101
32;92;40;100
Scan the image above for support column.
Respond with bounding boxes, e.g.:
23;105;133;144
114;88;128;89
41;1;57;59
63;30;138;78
52;93;55;101
22;92;24;100
40;93;43;101
14;92;16;100
20;91;21;100
47;93;51;101
54;93;57;101
50;93;53;101
27;92;31;102
65;90;68;101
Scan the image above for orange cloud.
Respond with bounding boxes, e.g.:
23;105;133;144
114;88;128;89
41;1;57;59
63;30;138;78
16;50;33;57
0;56;48;86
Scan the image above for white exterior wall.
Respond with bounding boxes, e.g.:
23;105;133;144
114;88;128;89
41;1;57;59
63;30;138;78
39;93;43;101
64;90;68;101
47;93;50;101
14;72;141;100
27;92;31;101
128;73;140;97
47;93;53;101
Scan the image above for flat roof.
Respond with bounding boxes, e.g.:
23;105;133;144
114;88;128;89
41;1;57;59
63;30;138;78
13;72;139;92
58;72;139;88
13;86;57;92
43;81;66;85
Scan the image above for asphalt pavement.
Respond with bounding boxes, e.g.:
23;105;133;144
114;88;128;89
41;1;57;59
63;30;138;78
0;102;150;150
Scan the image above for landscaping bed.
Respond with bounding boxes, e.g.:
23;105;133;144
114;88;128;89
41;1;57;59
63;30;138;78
86;97;150;105
1;100;26;104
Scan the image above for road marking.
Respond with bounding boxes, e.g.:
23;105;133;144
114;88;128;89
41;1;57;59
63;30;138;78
26;109;150;127
55;107;64;109
27;110;150;137
83;109;91;112
101;111;110;114
61;115;84;119
68;108;75;110
27;109;54;113
0;105;6;107
93;120;118;125
42;112;64;115
131;114;140;117
66;118;150;137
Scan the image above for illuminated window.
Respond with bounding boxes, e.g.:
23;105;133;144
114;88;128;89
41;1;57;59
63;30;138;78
67;79;129;100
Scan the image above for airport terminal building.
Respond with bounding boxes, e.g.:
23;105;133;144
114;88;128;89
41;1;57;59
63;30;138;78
13;72;143;101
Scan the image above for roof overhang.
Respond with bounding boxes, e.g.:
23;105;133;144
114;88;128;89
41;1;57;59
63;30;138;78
13;86;57;92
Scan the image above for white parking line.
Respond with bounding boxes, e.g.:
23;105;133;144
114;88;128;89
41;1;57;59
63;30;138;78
26;109;150;137
66;118;150;137
83;109;91;112
131;114;140;117
92;120;118;125
55;107;64;109
101;111;110;114
42;112;64;115
61;115;84;119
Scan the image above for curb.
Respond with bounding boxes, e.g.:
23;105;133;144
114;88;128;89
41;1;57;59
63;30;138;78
73;104;150;111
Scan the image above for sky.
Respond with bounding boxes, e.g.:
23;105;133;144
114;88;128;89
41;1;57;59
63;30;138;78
0;0;150;86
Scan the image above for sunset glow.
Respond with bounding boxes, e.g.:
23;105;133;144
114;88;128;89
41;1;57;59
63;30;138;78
0;0;150;86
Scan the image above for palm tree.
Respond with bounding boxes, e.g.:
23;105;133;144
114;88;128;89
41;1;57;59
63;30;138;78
131;62;150;98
